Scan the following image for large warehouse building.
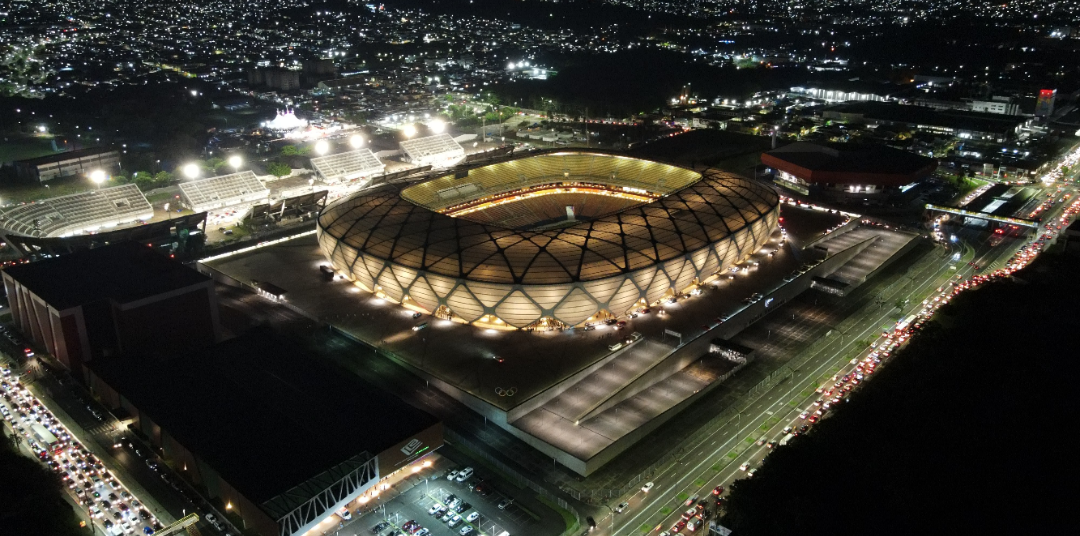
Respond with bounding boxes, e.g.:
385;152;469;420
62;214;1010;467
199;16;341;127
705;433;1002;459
317;151;780;329
2;242;221;373
762;142;937;204
87;327;442;536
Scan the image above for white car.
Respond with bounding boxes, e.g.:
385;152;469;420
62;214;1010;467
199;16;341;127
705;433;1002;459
614;502;629;514
465;511;480;523
738;462;750;472
459;526;475;536
641;482;654;493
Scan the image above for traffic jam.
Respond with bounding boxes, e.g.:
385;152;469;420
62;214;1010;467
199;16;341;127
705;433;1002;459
0;366;165;535
638;189;1079;535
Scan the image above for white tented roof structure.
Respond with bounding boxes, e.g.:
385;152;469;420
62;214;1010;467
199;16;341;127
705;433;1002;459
0;184;154;238
400;134;465;169
178;171;269;213
310;149;385;183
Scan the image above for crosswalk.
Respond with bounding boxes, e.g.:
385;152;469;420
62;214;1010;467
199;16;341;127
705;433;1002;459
85;422;116;435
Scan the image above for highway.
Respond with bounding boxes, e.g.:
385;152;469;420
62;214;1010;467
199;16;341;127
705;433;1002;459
594;178;1078;536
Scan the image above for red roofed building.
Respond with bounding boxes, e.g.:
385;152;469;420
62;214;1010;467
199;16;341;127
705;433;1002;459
762;142;937;204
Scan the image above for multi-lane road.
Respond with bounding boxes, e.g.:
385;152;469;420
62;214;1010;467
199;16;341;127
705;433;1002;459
593;179;1078;536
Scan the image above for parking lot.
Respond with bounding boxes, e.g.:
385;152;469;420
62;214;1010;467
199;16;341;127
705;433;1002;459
336;455;557;536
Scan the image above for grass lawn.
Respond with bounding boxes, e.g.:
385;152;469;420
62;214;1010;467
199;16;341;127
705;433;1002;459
0;174;98;204
0;135;61;164
536;494;576;533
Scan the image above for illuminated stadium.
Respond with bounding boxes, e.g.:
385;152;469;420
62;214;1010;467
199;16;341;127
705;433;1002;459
317;152;780;330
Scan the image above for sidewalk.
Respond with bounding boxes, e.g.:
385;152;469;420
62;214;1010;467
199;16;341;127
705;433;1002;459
317;452;450;536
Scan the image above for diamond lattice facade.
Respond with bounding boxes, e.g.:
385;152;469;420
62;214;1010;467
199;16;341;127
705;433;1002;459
317;152;780;329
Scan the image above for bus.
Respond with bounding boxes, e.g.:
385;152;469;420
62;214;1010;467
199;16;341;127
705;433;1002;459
895;314;917;333
30;423;63;454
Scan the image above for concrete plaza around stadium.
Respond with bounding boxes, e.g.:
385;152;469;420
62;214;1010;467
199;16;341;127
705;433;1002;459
202;203;878;473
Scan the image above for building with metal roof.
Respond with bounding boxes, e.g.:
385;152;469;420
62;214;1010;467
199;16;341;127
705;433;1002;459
318;152;780;329
178;170;269;213
11;146;121;184
86;327;442;536
399;133;465;169
0;184;153;237
310;148;385;183
762;142;937;203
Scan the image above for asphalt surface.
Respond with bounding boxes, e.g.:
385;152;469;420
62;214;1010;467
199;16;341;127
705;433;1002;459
589;181;1077;536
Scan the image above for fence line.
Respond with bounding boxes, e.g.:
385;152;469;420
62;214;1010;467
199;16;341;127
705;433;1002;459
444;429;581;536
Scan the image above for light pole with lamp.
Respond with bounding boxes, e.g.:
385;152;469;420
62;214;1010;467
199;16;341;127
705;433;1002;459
181;163;200;180
228;155;243;172
89;169;107;189
603;505;615;533
314;139;330;156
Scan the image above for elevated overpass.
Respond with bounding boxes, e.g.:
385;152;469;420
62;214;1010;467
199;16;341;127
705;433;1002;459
925;203;1040;228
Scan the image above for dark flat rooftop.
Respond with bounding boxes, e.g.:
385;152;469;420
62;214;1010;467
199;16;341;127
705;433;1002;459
87;326;438;505
764;141;936;176
2;241;210;310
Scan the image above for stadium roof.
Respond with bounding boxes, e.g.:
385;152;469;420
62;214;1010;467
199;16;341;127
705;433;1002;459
400;133;464;160
85;326;439;506
762;142;937;185
319;169;778;285
178;170;269;212
310;148;385;182
2;212;207;258
2;241;209;310
0;184;153;237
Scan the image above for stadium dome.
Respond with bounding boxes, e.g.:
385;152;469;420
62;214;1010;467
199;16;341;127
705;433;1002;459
317;152;779;329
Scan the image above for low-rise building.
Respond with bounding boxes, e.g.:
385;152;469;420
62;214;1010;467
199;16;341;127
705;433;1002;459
12;147;120;184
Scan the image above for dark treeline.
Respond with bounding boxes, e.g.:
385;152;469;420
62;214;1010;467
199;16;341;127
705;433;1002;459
722;252;1079;535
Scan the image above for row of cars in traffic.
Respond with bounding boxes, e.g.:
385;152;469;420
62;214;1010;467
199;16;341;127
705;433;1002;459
641;187;1079;535
0;365;164;535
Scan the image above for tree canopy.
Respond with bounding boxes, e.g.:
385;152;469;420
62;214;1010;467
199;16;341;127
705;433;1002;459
0;431;85;535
